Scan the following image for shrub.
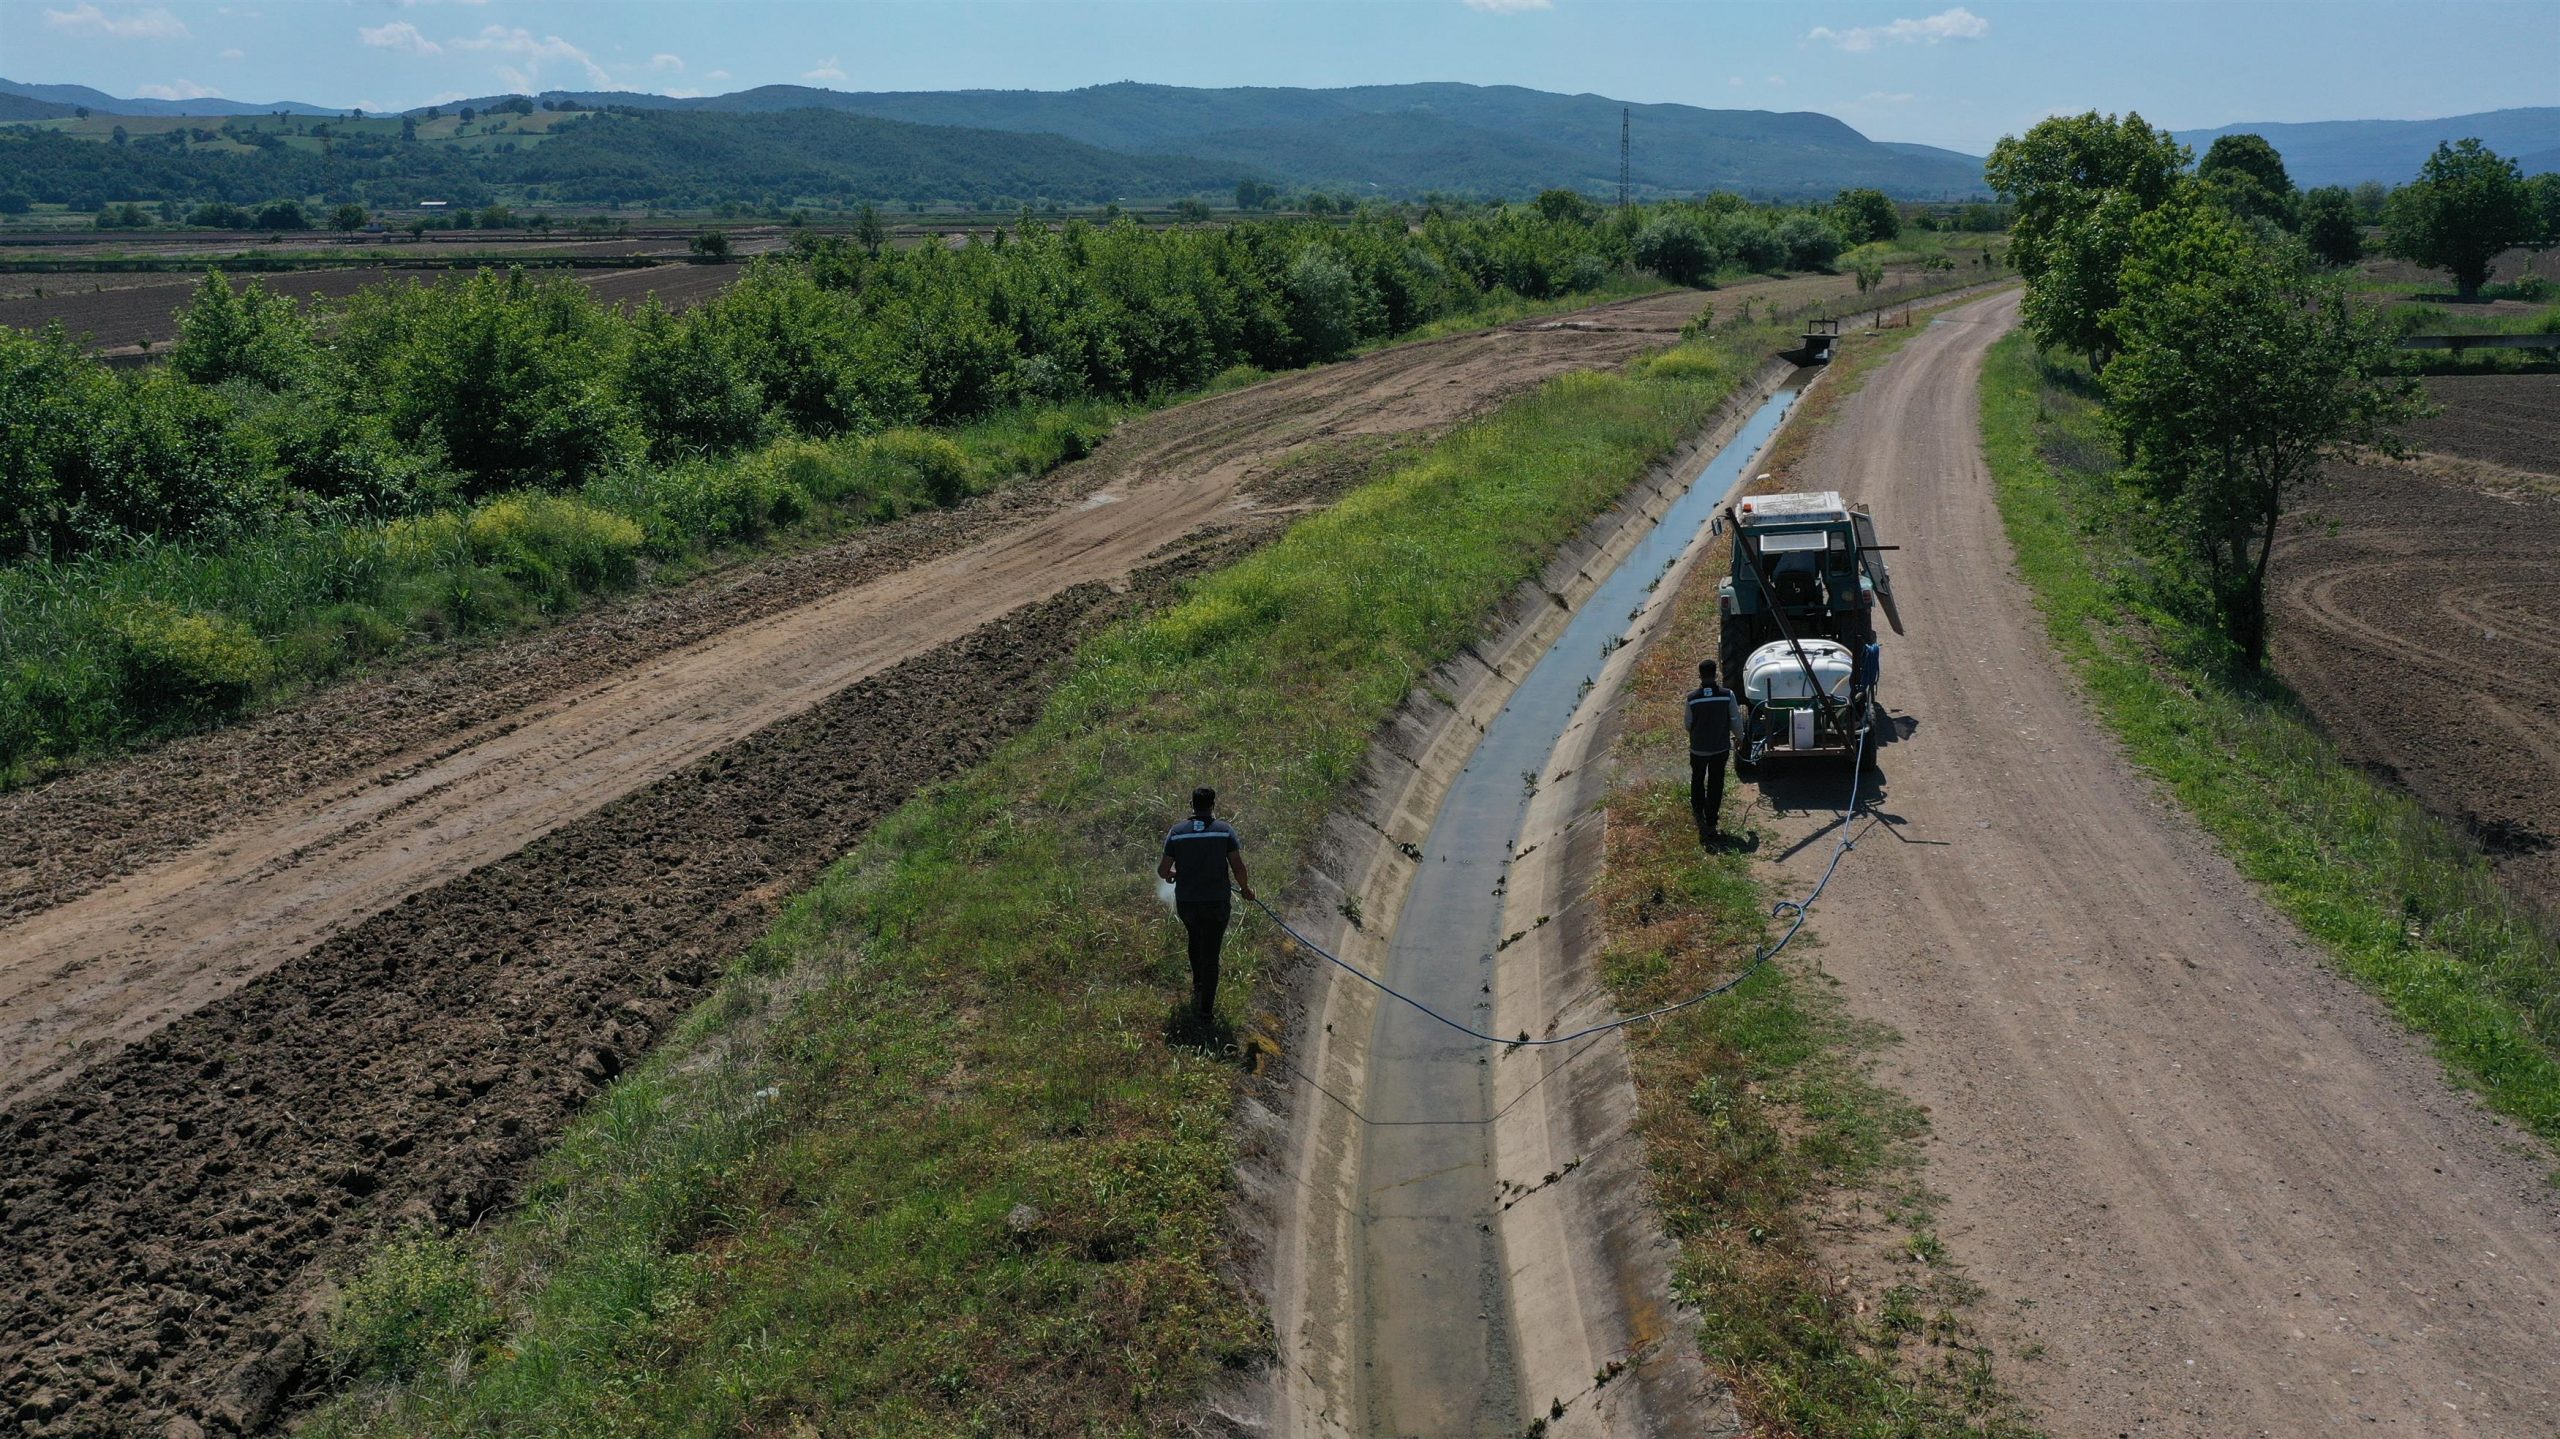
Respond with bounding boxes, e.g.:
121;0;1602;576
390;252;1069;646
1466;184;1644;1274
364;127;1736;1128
106;599;273;719
465;494;645;594
1633;217;1719;286
328;1229;499;1383
861;429;975;507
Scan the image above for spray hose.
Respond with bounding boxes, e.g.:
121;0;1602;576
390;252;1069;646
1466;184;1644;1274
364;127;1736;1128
1242;729;1872;1048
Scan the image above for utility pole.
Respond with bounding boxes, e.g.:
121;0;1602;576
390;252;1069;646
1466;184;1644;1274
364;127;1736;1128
1618;107;1631;211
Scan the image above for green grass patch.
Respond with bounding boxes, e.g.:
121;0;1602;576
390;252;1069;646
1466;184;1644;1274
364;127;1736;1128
1980;332;2560;1147
307;318;1794;1437
1591;331;2039;1437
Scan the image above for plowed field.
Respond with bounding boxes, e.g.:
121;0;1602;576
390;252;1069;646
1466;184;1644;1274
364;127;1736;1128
2274;374;2560;916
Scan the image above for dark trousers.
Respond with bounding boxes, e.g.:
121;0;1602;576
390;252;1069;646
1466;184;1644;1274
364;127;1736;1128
1176;900;1231;1018
1690;751;1728;842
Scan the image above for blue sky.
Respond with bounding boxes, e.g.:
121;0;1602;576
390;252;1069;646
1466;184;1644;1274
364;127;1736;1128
3;0;2552;153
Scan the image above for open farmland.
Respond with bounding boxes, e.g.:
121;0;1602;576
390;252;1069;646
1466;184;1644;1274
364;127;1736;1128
2274;374;2560;916
0;228;798;353
0;282;1816;1437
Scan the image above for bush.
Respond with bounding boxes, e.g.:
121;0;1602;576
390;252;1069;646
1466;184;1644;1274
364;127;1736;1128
106;599;273;719
328;1229;498;1383
1633;216;1719;286
600;457;811;557
860;429;975;507
464;494;645;595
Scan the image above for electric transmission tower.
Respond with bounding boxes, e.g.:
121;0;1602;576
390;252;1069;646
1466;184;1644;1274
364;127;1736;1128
1618;107;1631;210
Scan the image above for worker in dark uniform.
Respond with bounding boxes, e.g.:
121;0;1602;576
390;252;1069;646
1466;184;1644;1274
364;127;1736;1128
1160;786;1253;1023
1684;661;1735;845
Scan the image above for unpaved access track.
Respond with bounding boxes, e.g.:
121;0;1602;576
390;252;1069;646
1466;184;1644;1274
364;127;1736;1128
1755;291;2560;1435
0;285;1800;1437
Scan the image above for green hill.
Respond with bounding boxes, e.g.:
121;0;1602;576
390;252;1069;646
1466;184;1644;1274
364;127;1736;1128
0;78;1993;204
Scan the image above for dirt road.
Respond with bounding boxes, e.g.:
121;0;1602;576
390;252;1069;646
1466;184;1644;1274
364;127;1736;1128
1754;291;2560;1435
0;284;1814;1437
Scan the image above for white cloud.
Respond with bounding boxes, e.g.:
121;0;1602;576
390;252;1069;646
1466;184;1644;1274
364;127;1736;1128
218;46;243;60
1861;90;1916;104
1727;75;1746;88
649;52;683;72
44;4;190;39
428;90;470;105
134;78;219;99
1461;0;1552;11
1809;6;1988;52
359;21;440;55
1767;73;1786;86
451;24;613;87
803;57;846;82
705;68;732;82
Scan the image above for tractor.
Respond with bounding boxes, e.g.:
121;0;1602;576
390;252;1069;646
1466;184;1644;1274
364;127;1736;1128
1715;486;1902;770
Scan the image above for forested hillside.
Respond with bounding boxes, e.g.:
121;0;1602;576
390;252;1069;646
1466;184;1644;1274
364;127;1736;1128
0;79;1989;203
0;108;1232;210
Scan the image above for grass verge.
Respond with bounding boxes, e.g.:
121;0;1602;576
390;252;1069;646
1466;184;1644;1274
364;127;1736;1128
1591;318;2039;1437
1980;332;2560;1146
308;316;1795;1437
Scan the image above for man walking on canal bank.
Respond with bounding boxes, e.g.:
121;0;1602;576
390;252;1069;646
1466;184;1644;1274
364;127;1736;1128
1686;661;1735;845
1161;786;1253;1023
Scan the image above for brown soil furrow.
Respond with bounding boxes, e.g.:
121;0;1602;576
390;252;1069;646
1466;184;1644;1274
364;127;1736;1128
1752;292;2560;1436
0;581;1128;1439
2274;387;2560;903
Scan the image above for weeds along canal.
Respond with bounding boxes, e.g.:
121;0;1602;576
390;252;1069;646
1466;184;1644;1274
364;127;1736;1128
1350;376;1806;1435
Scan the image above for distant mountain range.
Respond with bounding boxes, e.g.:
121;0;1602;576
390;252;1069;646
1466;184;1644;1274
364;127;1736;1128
2172;107;2560;186
0;78;340;119
0;78;1989;199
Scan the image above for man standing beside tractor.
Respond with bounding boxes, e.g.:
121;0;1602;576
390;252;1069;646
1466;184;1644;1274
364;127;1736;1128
1685;660;1735;845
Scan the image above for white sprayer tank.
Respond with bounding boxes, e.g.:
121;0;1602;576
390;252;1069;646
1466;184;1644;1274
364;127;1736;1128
1741;639;1854;705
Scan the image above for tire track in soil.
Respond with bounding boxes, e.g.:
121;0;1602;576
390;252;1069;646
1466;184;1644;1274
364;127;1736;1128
2273;376;2560;913
0;284;1837;1438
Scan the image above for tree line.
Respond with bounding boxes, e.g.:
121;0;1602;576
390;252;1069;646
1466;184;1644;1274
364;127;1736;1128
0;196;1880;768
1982;115;2560;670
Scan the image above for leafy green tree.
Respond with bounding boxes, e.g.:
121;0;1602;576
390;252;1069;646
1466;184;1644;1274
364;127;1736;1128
2525;172;2560;248
1282;247;1378;362
1632;215;1719;285
2103;201;2422;669
1175;197;1211;224
2299;186;2363;267
2384;139;2532;298
254;199;310;231
691;228;733;261
1533;189;1599;227
0;193;30;215
620;303;768;463
1236;178;1277;212
1778;213;1846;270
331;202;370;233
2351;179;2388;222
1986;110;2190;365
2195;133;2297;229
854;204;887;257
1832;187;1900;245
170;273;315;390
343;269;638;495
